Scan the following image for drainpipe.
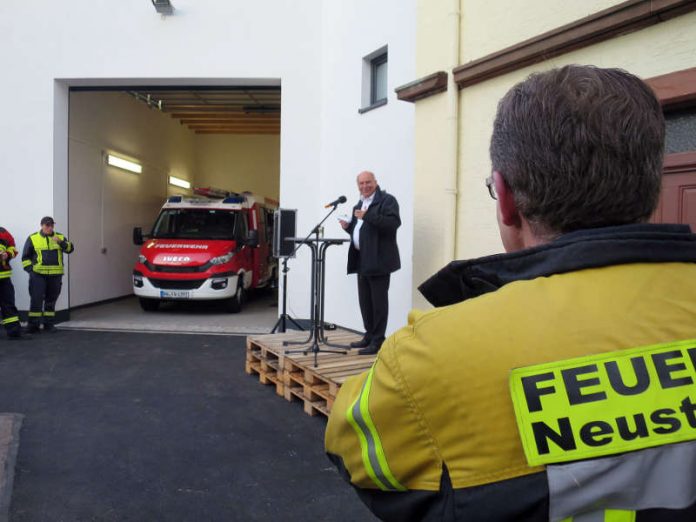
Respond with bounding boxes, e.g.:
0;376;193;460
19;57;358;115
443;0;461;263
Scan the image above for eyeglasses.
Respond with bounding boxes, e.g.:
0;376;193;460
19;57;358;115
485;176;497;200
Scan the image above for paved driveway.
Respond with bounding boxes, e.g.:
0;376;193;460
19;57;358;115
0;331;374;521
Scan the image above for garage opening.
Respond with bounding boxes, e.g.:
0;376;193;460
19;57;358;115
65;86;281;334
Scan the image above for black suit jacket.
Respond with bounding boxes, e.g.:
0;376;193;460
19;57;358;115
345;186;401;276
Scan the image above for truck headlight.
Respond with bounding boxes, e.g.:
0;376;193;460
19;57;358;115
138;254;147;264
210;252;234;265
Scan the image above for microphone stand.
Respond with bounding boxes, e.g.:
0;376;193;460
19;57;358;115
283;203;349;367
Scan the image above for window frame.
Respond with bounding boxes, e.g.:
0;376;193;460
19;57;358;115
359;46;388;114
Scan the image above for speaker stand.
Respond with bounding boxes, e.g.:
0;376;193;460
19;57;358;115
271;257;303;333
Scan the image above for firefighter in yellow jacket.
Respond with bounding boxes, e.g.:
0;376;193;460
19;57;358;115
0;226;25;339
22;216;74;333
326;66;696;521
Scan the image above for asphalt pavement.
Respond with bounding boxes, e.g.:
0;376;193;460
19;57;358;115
0;330;374;521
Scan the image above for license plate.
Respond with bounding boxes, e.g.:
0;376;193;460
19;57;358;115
160;290;191;299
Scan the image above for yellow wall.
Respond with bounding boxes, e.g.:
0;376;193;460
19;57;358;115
412;0;459;308
459;0;623;63
194;134;280;201
412;0;696;307
457;10;696;259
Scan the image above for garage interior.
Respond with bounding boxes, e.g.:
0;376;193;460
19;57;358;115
64;86;281;334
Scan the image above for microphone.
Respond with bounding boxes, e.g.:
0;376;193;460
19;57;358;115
324;195;347;208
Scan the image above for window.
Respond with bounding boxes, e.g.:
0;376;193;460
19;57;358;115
234;213;248;240
665;107;696;154
151;209;238;240
360;46;388;114
371;53;388;104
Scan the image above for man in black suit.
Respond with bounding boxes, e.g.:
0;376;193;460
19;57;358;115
339;171;401;355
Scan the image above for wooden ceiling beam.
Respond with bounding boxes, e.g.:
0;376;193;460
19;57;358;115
180;118;279;125
187;126;281;132
195;129;280;134
173;113;279;120
163;105;279;112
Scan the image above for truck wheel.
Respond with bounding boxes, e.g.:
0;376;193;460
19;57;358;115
139;298;160;312
226;281;245;313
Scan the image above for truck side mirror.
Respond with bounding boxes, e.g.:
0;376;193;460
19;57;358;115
246;229;259;247
133;227;144;246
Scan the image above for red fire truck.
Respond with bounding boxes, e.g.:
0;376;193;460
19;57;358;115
132;190;277;313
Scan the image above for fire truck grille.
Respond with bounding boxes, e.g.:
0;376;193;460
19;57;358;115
149;278;206;290
151;264;207;273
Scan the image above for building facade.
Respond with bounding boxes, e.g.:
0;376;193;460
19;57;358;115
401;0;696;308
0;0;416;334
2;0;693;332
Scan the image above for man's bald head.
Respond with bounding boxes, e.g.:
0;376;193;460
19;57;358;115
357;171;377;198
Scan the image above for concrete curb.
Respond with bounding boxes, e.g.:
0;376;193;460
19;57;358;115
0;413;23;522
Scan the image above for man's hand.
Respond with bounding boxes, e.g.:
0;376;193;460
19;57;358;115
51;236;61;243
339;219;349;230
354;209;366;220
0;252;7;261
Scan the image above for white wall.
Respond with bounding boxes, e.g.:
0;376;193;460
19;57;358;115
311;0;416;335
68;91;197;306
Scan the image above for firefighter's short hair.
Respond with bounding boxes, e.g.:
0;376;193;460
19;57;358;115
489;65;664;238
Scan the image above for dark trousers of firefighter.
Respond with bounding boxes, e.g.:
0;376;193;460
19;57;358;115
0;278;21;336
29;272;62;326
357;274;390;345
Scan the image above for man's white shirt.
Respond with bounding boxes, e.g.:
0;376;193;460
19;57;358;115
352;192;375;250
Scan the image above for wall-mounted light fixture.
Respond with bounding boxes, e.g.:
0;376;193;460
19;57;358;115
169;175;191;189
107;154;142;174
152;0;174;15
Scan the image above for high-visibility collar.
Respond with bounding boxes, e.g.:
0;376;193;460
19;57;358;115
30;231;65;275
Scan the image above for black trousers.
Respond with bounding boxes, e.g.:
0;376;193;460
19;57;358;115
29;272;62;326
0;278;20;336
357;274;390;344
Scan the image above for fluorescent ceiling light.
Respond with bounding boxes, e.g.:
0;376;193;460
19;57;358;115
107;154;142;174
169;175;191;189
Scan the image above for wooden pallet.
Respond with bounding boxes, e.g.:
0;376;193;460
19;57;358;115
245;330;376;417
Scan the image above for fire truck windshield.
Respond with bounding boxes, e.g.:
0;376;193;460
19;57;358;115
151;209;240;240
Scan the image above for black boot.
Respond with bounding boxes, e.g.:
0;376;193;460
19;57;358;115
7;325;29;341
358;337;384;355
27;324;41;334
350;335;372;348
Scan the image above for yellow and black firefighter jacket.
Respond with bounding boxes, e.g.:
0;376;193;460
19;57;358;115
22;231;74;275
0;226;20;330
325;223;696;522
0;227;18;280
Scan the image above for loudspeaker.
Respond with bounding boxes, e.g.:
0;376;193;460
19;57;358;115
273;209;297;258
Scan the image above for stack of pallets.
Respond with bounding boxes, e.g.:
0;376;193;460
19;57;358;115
245;330;376;417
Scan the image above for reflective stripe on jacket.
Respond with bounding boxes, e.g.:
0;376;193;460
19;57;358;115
0;226;18;278
22;231;74;275
325;224;696;522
